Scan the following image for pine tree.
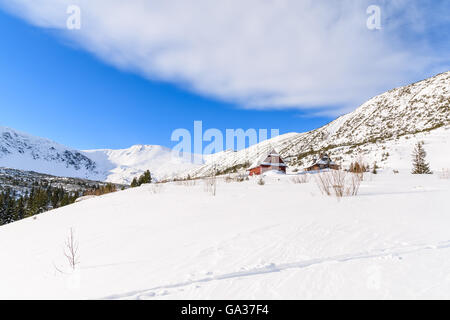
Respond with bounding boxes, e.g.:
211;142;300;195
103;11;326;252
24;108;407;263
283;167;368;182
131;170;152;187
412;141;432;174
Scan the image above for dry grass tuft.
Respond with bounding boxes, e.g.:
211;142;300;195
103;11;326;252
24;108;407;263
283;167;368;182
315;170;361;198
291;174;310;184
203;177;217;196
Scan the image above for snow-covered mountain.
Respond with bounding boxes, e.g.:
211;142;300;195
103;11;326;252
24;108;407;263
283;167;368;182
182;71;450;178
83;145;199;184
0;126;100;180
0;127;199;184
2;71;449;182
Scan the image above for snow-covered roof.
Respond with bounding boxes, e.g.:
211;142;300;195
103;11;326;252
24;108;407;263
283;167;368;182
249;148;286;169
316;159;337;165
308;154;337;167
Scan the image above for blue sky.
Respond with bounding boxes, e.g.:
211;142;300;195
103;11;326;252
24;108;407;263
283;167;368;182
0;9;332;150
0;1;449;150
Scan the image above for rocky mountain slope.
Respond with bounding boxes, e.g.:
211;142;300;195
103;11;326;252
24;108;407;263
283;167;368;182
0;126;100;179
0;127;199;184
182;71;450;178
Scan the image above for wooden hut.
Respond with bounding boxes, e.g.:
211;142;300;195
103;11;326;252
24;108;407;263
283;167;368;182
304;153;340;172
248;149;287;176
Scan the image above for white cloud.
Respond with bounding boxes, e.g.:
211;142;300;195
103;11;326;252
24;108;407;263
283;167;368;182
1;0;448;114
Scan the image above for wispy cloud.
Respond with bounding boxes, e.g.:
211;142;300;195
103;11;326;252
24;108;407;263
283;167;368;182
1;0;449;115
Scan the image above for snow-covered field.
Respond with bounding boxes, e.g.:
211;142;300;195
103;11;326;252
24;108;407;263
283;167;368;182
1;170;449;299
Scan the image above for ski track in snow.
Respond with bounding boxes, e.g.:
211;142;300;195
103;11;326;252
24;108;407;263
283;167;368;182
101;239;450;300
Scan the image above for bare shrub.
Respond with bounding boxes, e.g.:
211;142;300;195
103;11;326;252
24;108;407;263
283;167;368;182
203;177;217;196
257;177;265;185
438;169;450;179
291;174;310;184
349;157;368;181
348;173;362;196
64;228;80;270
225;174;249;183
176;180;196;186
315;170;361;198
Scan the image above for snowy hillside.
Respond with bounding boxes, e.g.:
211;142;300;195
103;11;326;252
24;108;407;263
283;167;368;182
0;127;199;184
182;71;450;178
1;172;450;299
83;145;200;184
0;126;100;180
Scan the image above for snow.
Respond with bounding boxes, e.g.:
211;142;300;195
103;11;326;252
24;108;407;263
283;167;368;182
0;126;99;180
261;169;286;176
74;195;97;203
0;126;201;183
1;172;450;299
83;145;200;184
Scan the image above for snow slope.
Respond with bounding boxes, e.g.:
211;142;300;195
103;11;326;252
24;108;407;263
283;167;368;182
0;126;100;180
83;145;200;184
1;172;450;299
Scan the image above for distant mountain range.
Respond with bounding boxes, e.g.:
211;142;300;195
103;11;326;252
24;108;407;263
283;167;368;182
0;127;198;184
1;71;449;183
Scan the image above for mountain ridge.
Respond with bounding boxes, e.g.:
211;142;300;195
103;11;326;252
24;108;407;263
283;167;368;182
1;71;449;182
180;70;450;178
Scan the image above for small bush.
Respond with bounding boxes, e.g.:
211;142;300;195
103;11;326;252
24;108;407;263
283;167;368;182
291;175;309;184
225;174;248;183
204;177;217;196
348;157;367;181
257;177;265;185
315;170;361;198
176;180;196;186
64;228;80;270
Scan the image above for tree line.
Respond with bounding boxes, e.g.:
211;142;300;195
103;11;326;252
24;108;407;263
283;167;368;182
0;186;80;226
0;182;120;226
